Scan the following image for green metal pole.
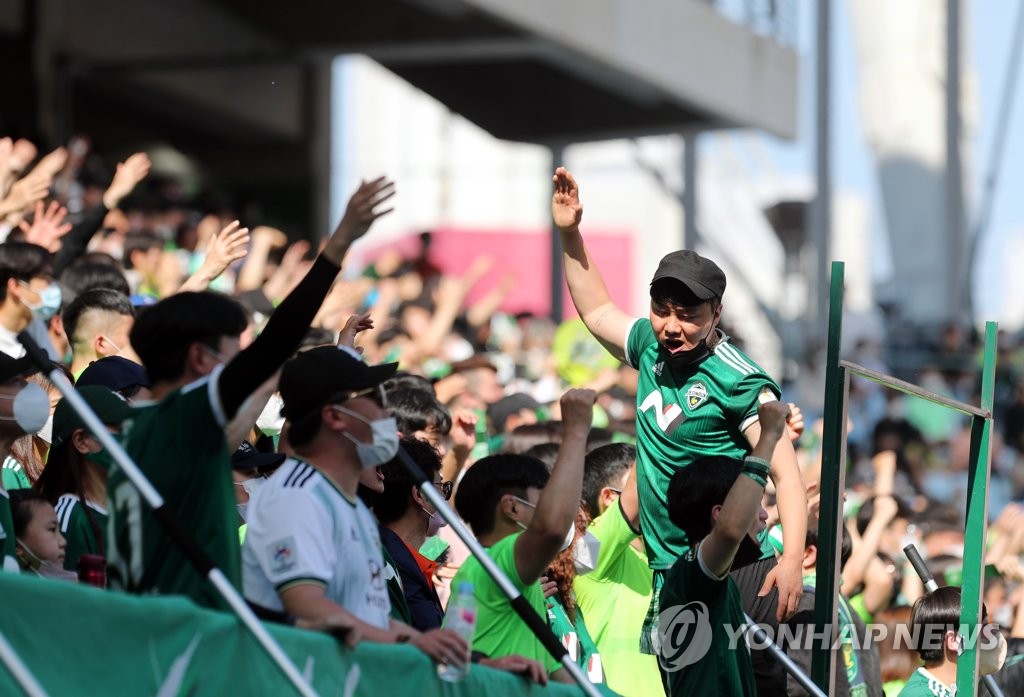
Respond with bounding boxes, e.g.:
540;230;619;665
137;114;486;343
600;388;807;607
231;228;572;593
956;321;997;696
812;261;847;693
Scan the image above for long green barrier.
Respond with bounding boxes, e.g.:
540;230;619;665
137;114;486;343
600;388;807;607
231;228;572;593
0;572;584;696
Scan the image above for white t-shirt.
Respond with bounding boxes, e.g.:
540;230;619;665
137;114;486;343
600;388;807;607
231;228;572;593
242;458;391;629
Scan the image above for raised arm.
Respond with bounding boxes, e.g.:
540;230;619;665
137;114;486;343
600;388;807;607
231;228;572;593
552;168;633;361
514;388;595;585
700;401;790;578
218;177;395;419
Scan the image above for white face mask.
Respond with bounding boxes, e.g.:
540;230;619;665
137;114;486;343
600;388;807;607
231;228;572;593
0;382;51;434
334;407;399;469
256;393;285;437
573;531;602;576
37;412;54;445
512;496;576;552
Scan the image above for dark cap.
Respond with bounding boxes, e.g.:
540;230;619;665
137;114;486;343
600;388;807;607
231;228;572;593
279;346;398;421
52;386;134;448
487;393;541;433
0;353;37;384
231;440;286;474
650;250;726;301
76;357;150;394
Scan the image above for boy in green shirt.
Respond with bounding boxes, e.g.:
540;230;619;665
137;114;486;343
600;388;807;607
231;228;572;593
659;400;789;697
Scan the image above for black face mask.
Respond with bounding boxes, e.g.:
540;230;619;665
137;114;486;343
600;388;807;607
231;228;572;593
664;316;718;371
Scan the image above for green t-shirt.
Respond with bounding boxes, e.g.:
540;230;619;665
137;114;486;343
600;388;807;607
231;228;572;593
0;487;18;573
107;368;236;609
573;500;661;697
451;532;560;675
660;543;757;697
54;494;107;572
1;457;30;491
896;668;955;697
546;595;604;684
626;320;779;569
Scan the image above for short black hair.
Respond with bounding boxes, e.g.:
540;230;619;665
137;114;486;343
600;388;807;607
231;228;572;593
523;442;560;471
454;454;549;537
375;437;442;525
387;388;452;436
58;261;131;304
856;496;914;535
582;443;635;516
383;372;436;397
0;243;52;302
122;232;162;270
909;586;967;663
667;456;742;544
9;489;51;539
501;422;563;454
129;291;247;384
62;289;134;346
805;524;854;572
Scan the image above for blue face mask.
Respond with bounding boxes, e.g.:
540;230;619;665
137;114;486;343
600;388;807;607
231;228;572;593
20;282;62;323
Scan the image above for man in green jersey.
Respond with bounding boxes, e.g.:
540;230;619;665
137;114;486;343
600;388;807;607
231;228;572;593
106;177;395;609
659;400;789;697
452;388;596;685
551;167;807;676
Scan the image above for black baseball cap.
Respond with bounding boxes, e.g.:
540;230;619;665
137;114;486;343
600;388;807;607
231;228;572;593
76;356;150;393
231;440;286;474
650;250;726;301
488;393;541;433
279;346;398;421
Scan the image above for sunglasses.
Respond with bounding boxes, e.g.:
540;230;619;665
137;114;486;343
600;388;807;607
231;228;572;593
332;384;389;409
433;480;454;501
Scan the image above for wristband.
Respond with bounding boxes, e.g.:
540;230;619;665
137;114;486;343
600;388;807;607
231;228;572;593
742;456;771;487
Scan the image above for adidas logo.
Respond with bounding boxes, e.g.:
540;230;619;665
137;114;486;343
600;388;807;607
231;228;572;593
653;362;664;376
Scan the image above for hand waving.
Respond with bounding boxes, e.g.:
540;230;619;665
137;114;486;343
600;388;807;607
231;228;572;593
103;152;151;209
19;200;72;252
201;220;250;278
551;167;583;231
338;312;374;354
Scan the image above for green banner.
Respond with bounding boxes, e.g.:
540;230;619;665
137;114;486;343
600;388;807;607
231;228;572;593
0;572;585;696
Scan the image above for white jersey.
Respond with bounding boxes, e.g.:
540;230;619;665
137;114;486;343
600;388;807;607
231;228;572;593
242;458;391;629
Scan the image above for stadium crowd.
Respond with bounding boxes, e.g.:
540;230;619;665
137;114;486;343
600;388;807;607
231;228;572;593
0;134;1023;696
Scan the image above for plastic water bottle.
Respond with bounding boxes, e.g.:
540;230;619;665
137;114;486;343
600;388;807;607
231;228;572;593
438;582;477;682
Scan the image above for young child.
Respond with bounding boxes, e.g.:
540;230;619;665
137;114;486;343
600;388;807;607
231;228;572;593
659;400;790;697
899;585;1006;697
11;489;68;576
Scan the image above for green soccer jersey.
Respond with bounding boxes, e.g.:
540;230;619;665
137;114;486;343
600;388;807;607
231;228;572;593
546;595;604;684
626;320;779;569
897;668;955;697
54;494;107;572
660;543;757;697
0;487;18;573
107;369;235;609
451;532;561;675
1;456;30;491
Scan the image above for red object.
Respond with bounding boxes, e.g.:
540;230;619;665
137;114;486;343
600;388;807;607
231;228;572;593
77;554;107;588
359;226;635;317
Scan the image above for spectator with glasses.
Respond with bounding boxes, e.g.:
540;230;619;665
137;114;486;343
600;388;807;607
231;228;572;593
375;436;453;631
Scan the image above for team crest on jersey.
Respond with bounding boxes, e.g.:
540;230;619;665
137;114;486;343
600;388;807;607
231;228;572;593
269;537;297;574
685;383;709;411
